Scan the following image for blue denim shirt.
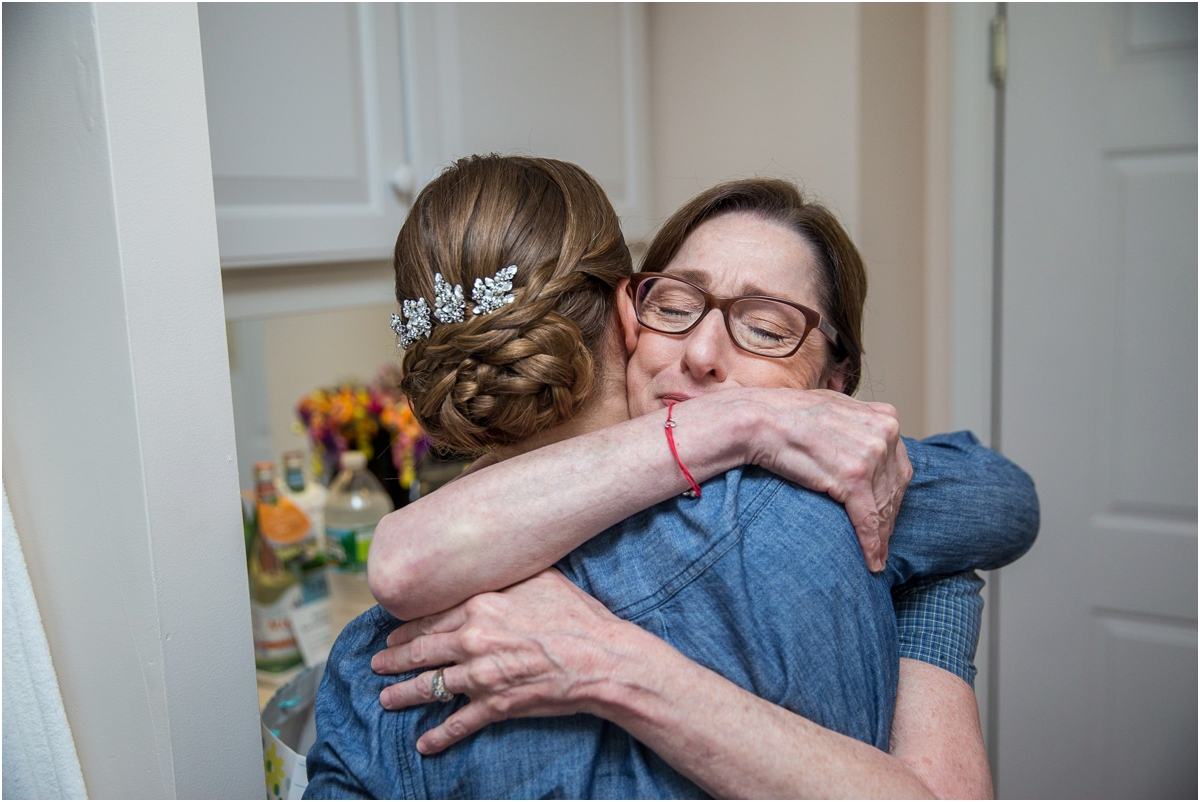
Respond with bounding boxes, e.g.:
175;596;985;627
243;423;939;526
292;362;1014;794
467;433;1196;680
305;432;1038;799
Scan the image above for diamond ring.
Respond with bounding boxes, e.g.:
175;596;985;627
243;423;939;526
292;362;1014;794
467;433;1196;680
431;668;455;703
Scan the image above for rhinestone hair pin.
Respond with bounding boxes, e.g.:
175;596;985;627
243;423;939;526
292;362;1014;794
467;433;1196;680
433;273;466;324
391;264;518;348
391;298;431;349
471;264;517;315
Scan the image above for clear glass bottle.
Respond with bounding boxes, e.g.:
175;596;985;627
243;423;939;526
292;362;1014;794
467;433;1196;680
325;450;393;572
278;450;328;556
249;461;303;672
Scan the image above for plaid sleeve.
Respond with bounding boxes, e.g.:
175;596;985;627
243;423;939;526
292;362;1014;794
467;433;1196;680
892;571;985;687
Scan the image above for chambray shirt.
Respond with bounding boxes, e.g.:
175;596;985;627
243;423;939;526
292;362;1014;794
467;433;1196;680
305;432;1037;799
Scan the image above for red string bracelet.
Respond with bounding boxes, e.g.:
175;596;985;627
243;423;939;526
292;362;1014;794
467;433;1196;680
665;402;702;499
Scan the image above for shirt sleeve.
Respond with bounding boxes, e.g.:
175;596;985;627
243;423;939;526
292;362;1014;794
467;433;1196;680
892;570;985;687
884;431;1039;587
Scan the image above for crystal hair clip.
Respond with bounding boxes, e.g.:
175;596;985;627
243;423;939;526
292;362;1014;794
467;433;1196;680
391;265;519;348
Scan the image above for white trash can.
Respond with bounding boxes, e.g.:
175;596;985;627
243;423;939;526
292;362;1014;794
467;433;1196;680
261;661;325;800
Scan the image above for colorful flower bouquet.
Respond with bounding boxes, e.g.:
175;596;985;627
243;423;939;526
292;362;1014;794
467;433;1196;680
295;365;429;502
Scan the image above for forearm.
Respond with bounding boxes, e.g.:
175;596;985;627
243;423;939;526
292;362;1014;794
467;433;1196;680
369;394;761;619
589;622;934;799
890;659;992;799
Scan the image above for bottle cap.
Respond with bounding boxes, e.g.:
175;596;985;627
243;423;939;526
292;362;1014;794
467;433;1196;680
340;450;367;471
282;451;305;470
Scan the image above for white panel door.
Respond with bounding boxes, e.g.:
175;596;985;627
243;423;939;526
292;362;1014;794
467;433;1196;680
199;3;407;267
401;3;652;241
996;4;1197;798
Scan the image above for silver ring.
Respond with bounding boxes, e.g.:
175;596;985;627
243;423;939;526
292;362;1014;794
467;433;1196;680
431;668;455;703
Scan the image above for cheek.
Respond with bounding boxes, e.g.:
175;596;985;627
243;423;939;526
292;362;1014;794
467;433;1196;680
792;343;829;389
623;345;660;416
770;342;828;390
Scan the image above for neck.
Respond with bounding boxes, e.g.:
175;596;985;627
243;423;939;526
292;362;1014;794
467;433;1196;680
473;351;630;469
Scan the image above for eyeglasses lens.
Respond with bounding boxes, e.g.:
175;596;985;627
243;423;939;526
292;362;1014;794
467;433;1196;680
635;276;808;357
728;298;806;356
637;278;706;331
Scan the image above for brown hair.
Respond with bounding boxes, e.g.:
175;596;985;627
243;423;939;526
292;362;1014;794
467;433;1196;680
641;179;867;396
394;154;631;456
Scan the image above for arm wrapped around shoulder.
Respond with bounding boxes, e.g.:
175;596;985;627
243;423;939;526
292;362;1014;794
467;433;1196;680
884;431;1039;586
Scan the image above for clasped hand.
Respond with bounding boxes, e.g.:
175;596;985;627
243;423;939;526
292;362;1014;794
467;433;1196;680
371;569;626;755
742;388;911;571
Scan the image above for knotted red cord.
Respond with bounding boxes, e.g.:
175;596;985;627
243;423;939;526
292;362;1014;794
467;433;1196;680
665;402;702;499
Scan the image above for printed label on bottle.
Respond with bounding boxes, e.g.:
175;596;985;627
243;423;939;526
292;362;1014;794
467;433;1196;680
289;597;333;667
251;584;302;664
326;524;377;569
258;496;313;547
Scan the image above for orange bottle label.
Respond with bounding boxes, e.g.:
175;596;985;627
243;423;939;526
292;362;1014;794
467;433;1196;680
257;497;312;546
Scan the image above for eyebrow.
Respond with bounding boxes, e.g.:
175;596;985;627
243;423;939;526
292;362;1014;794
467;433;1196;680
665;266;775;299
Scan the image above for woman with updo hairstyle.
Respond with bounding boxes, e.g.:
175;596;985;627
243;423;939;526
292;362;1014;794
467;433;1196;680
305;156;1038;799
393;155;631;456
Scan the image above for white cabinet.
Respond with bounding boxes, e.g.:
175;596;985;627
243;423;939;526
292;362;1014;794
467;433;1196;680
200;2;651;271
199;3;408;268
401;3;652;241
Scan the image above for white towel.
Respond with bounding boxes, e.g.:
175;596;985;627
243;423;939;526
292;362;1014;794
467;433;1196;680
3;487;88;799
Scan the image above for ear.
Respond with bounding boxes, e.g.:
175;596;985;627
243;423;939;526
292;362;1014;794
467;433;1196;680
615;277;641;357
822;357;851;393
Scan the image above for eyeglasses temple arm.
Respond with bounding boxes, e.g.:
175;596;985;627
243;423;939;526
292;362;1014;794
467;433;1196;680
817;318;840;347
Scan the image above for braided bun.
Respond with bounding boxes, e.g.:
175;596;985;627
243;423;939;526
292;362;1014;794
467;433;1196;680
393;155;631;457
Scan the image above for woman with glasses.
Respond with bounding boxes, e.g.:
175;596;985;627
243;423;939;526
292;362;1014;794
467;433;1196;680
306;157;1036;798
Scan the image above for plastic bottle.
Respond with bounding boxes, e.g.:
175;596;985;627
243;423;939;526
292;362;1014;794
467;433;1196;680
248;461;303;672
325;450;394;572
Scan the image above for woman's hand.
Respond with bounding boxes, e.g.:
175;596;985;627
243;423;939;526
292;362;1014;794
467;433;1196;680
370;569;629;754
734;388;912;571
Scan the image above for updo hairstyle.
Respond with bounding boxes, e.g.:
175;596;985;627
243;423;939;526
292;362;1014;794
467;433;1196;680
641;178;868;396
394;154;632;457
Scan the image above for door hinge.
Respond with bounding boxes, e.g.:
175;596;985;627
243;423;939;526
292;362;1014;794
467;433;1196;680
990;15;1008;86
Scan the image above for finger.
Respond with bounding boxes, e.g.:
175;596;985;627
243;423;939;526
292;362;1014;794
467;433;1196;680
380;663;469;710
416;701;501;755
845;496;886;573
387;605;470;647
372;632;463;674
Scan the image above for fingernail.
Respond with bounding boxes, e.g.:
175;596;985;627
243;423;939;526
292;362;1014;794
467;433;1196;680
371;655;382;671
416;740;430;755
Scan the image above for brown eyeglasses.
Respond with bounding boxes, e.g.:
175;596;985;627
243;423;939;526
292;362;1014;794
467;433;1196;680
627;272;840;359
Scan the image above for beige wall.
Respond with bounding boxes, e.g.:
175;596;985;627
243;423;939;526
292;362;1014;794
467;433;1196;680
858;4;928;433
649;3;861;234
261;301;401;466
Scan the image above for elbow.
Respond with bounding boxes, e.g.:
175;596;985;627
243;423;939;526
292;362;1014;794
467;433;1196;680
365;511;428;621
980;459;1041;570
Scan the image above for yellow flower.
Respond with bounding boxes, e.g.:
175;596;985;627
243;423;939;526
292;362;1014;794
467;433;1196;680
264;741;287;798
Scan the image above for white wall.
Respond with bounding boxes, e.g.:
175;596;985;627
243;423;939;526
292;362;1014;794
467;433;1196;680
2;4;261;797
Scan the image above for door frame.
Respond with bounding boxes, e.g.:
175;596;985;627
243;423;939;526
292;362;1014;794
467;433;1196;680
945;1;1003;765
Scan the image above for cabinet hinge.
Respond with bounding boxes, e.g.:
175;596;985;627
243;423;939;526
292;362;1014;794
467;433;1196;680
990;15;1008;86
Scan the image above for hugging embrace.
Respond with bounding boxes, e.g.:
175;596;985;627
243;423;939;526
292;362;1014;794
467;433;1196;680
304;155;1038;799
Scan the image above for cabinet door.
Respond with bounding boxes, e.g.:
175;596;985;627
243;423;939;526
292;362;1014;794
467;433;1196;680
401;3;652;241
200;3;407;268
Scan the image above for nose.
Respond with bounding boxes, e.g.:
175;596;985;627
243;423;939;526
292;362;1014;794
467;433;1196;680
679;308;733;383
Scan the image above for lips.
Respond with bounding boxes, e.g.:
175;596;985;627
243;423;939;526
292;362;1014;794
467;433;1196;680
659;393;694;406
